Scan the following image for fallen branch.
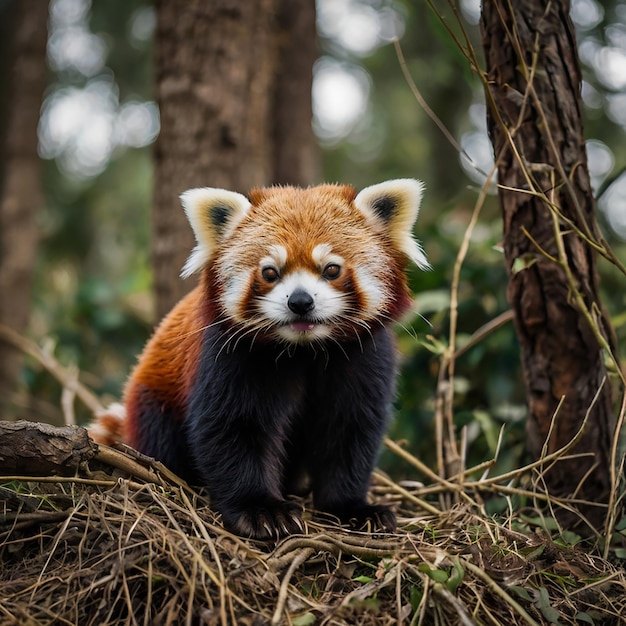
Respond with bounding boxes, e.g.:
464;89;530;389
0;420;97;475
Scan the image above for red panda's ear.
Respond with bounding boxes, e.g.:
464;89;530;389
354;179;429;269
180;187;251;278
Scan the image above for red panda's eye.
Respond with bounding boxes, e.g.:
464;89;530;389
323;263;341;280
262;266;280;283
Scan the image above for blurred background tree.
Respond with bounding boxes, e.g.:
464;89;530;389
0;0;624;485
0;0;48;418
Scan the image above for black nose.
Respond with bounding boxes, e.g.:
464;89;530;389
288;289;315;315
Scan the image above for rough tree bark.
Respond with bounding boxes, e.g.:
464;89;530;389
0;0;48;419
271;0;319;186
0;420;97;475
153;0;319;318
481;1;616;521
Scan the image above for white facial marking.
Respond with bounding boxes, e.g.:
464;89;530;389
353;266;386;316
221;270;252;320
312;243;332;266
260;244;287;272
312;243;344;271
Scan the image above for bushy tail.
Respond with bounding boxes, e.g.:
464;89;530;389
87;402;126;446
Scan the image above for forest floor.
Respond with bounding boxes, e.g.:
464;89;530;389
1;423;625;626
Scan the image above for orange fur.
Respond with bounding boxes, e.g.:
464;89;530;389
122;285;209;448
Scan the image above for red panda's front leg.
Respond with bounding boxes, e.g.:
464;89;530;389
184;335;305;540
186;411;303;539
298;327;398;533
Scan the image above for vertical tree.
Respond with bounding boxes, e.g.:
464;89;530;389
481;1;618;520
153;0;319;318
0;0;48;418
271;0;319;186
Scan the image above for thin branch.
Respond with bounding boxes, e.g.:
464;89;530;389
0;323;104;414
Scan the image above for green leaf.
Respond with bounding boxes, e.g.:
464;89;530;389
484;496;510;516
417;335;448;356
512;253;537;274
524;544;545;561
359;596;380;611
509;585;532;602
293;613;316;626
291;612;316;626
445;558;465;592
412;289;450;314
472;409;500;453
418;563;449;583
535;586;561;624
613;547;626;559
574;612;594;625
520;514;559;532
353;575;375;584
559;530;582;547
410;586;423;610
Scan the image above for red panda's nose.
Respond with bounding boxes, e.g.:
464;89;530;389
287;289;315;315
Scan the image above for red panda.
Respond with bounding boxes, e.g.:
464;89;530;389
90;180;428;539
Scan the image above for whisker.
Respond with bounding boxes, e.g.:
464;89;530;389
248;321;275;351
334;312;374;345
213;317;271;359
275;345;291;364
413;311;434;329
326;335;349;360
177;317;227;340
215;324;246;360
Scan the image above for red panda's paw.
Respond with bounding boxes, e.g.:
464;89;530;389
223;500;304;540
321;504;397;534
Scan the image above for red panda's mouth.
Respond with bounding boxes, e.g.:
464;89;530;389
275;319;331;343
289;321;316;332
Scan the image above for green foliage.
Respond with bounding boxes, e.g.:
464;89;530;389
418;558;465;592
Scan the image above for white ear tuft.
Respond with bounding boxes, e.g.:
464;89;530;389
354;178;429;269
180;187;251;278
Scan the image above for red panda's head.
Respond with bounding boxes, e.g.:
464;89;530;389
180;181;428;344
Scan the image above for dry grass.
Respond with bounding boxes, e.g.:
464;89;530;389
2;438;625;626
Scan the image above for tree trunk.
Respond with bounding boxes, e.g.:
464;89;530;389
153;0;319;319
481;1;616;524
0;0;48;419
271;0;319;186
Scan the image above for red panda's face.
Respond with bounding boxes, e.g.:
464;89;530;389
180;181;428;345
